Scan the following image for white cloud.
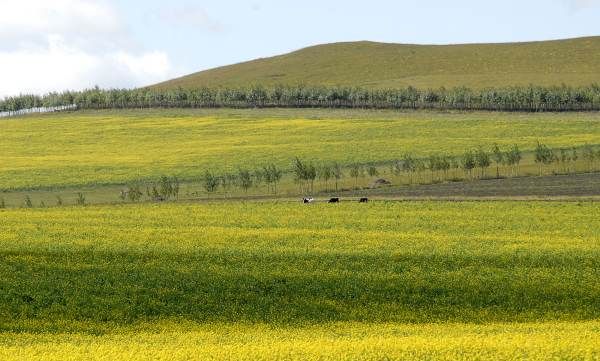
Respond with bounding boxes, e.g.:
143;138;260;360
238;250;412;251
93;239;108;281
0;37;172;97
0;0;123;52
0;0;174;97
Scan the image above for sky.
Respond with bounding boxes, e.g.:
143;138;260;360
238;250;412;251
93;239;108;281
1;0;600;97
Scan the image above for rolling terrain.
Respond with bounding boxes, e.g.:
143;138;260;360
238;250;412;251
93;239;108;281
153;37;600;90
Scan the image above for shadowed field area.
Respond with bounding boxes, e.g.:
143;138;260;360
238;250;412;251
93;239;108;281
2;201;599;332
2;201;599;359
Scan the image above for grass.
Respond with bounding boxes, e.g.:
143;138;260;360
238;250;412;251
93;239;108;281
1;108;599;190
152;36;600;90
1;200;599;359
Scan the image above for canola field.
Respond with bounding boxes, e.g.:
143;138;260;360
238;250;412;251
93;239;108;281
1;108;600;189
1;200;599;359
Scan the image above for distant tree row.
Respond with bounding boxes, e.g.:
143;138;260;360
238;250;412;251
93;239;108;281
0;193;86;209
4;84;600;112
115;143;599;202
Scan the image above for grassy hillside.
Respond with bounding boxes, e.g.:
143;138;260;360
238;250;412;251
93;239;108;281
153;37;600;90
1;109;599;190
1;201;600;359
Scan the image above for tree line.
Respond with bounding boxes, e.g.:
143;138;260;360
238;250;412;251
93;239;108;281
4;84;600;112
119;142;600;201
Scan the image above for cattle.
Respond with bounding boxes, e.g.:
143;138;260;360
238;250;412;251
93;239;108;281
359;197;369;203
303;197;314;204
328;197;340;203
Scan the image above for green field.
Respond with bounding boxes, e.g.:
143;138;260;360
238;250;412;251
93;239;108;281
1;201;599;359
153;37;600;90
1;108;599;190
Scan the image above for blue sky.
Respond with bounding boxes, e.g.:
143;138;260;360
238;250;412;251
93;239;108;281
1;0;600;97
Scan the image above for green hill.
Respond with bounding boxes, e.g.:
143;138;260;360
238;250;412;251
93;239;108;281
152;37;600;90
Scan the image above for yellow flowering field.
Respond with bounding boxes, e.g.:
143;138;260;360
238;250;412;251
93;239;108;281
2;321;600;361
1;200;599;359
1;108;599;189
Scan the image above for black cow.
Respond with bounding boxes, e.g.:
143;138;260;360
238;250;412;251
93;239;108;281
303;197;314;204
359;197;369;203
328;197;340;203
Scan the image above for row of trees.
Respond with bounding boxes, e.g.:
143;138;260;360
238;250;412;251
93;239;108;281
4;84;600;112
202;164;284;196
0;193;86;209
127;143;598;200
121;176;181;202
384;145;523;183
534;143;600;175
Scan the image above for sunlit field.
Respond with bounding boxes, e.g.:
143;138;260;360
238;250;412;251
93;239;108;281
1;108;599;189
1;201;599;359
3;322;600;361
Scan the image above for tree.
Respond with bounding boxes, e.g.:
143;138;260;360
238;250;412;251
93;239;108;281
263;163;283;194
122;184;143;202
253;169;264;189
219;174;235;193
292;157;308;193
318;164;333;191
173;177;180;199
269;164;283;194
439;155;451;180
559;148;570;173
76;193;86;206
462;150;476;179
402;154;416;184
367;165;379;178
332;162;343;191
491;144;504;178
349;163;363;188
506;145;522;177
534;142;554;175
450;157;460;179
203;170;219;196
305;162;317;193
238;168;253;193
148;185;161;201
390;160;402;177
159;176;174;199
582;144;595;172
474;147;491;178
571;147;579;172
427;154;440;182
414;158;426;183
